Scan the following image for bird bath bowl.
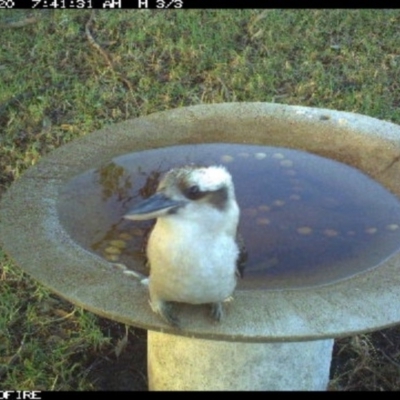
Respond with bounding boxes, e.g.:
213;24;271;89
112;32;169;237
1;102;400;390
60;143;400;291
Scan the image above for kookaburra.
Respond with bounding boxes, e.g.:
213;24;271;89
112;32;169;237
124;165;244;327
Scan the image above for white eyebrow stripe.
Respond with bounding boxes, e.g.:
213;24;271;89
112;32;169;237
189;166;232;191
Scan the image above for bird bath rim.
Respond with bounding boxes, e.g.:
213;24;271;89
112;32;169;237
1;102;400;343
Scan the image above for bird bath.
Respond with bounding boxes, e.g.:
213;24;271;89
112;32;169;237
1;102;400;390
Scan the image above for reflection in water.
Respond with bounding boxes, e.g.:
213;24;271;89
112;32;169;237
95;162;132;202
91;166;164;277
58;144;400;290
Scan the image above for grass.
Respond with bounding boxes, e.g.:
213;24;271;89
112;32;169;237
1;9;400;390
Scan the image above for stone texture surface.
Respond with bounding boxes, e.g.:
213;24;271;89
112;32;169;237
1;103;400;341
148;331;334;390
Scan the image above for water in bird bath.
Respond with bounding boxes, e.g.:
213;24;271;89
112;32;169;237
57;144;400;290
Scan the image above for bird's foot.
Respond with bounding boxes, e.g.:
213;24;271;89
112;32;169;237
210;302;224;322
149;299;180;328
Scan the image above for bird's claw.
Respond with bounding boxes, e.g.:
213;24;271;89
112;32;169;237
210;302;224;322
150;299;180;328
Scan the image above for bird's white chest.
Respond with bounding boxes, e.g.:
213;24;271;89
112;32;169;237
147;218;238;304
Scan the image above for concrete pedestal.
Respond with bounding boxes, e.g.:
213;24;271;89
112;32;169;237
148;331;334;390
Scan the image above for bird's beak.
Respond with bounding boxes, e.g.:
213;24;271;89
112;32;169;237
124;192;185;221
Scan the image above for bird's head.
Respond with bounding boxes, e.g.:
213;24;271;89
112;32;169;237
124;165;239;232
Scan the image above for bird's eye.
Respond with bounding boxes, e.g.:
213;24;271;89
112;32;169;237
186;185;202;200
